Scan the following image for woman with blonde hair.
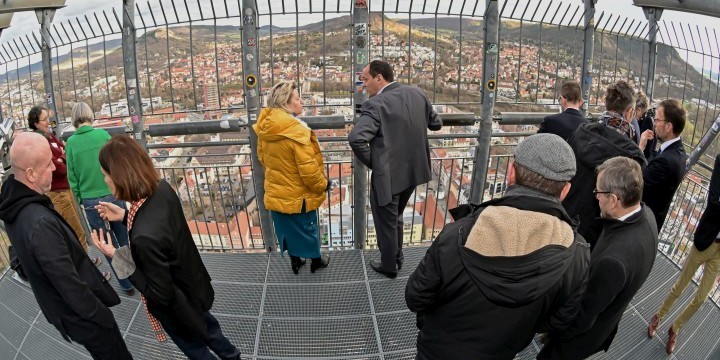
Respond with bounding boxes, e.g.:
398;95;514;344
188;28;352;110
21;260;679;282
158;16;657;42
253;80;329;274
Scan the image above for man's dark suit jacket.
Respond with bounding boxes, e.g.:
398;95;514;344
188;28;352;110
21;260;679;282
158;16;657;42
642;139;687;230
537;108;588;140
694;154;720;251
349;82;442;206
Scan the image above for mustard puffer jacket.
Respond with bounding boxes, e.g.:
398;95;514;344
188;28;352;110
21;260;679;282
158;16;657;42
253;108;327;214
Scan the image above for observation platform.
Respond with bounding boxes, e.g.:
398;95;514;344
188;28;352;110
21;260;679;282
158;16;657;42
0;246;719;359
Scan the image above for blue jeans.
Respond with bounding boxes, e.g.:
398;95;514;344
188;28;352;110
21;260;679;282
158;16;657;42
165;312;241;360
82;195;134;291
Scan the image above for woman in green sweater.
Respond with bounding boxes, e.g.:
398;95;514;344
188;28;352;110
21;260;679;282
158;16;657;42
66;102;135;296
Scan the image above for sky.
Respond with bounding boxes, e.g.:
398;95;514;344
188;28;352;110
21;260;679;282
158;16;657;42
0;0;719;68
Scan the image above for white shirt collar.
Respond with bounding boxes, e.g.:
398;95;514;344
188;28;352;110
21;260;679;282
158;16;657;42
377;81;396;95
659;136;682;153
617;205;642;221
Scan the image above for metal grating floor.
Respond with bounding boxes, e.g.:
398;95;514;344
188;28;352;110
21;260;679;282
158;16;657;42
0;247;719;359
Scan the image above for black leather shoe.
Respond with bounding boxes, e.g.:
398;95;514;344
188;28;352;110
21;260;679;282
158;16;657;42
370;260;397;279
310;255;329;273
290;256;306;275
396;259;403;271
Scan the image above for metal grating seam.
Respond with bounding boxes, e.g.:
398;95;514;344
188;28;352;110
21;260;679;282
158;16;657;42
252;254;271;358
361;251;386;360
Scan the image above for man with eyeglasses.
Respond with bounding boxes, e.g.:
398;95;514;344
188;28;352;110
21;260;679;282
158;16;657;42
562;80;647;249
539;156;658;360
538;80;588;141
638;98;688;231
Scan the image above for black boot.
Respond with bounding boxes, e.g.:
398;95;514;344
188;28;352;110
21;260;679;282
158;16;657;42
290;256;306;275
310;255;329;273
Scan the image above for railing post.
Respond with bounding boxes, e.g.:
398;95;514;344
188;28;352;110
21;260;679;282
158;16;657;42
580;0;595;116
469;0;499;205
351;1;369;250
241;0;276;252
686;115;720;174
36;9;60;137
643;7;663;101
122;0;146;149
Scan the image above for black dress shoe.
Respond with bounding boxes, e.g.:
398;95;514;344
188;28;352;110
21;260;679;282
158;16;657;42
310;255;329;273
290;256;306;275
396;259;403;271
370;260;397;279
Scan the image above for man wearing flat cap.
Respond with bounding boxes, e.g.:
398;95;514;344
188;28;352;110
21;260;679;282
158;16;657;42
406;133;591;360
539;156;658;359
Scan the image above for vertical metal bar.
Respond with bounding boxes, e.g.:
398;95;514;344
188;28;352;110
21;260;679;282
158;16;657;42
643;7;662;101
686;115;720;174
186;0;198;111
352;2;369;249
37;9;61;137
123;0;146;148
469;0;498;205
579;0;595;115
242;0;275;251
456;13;461;102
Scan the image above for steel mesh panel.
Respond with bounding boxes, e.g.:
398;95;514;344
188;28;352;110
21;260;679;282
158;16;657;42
376;312;417;353
0;301;31;348
123;333;187;359
633;256;679;304
0;332;18;360
19;327;90;360
210;315;258;356
266;251;364;284
675;303;720;359
34;316;91;355
201;252;269;283
263;283;370;318
636;281;696;322
515;342;540;360
370;277;409;313
257;317;378;357
605;309;654;359
0;277;39;322
211;282;264;317
383;351;417;360
127;306;161;340
364;246;428;281
110;297;142;333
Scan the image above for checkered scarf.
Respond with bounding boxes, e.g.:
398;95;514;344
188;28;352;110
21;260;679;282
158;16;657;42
599;110;635;140
127;198;167;343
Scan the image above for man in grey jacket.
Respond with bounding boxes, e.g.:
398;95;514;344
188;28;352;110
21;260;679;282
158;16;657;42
349;60;442;278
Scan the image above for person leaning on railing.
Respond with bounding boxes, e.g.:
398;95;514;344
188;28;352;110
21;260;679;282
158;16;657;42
253;80;329;274
90;136;241;360
66;102;136;296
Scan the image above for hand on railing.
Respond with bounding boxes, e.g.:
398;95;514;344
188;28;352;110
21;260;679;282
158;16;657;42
95;201;125;222
90;229;116;259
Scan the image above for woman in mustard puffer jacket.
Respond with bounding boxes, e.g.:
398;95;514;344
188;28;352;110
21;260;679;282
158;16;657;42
253;80;330;274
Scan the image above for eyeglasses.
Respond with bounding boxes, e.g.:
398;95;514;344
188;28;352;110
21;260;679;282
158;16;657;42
593;189;613;196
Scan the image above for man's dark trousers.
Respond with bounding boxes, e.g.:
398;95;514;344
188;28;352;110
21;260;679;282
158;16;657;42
63;317;133;360
164;312;241;360
371;185;415;272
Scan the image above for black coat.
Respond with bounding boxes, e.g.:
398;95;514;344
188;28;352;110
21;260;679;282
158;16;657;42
642;139;687;230
562;122;647;249
127;180;214;340
694;154;720;251
538;205;659;359
538;108;588;140
406;194;590;360
349;82;442;206
637;113;657;160
0;176;120;341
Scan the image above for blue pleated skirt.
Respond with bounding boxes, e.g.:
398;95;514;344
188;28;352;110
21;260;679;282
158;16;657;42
270;208;321;259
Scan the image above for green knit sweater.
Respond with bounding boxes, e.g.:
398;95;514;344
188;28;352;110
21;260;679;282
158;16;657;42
65;125;112;201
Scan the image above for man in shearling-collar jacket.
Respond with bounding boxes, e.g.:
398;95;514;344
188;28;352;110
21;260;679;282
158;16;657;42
405;134;590;360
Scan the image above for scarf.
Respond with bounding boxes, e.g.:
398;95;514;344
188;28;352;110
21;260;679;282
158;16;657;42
599;110;635;140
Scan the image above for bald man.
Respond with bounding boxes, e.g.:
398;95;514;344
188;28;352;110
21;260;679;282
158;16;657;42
0;133;133;360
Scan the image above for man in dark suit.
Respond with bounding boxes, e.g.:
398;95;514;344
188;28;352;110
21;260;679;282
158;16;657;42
539;157;658;360
639;98;688;230
647;153;720;355
0;133;132;360
538;80;588;140
349;60;442;278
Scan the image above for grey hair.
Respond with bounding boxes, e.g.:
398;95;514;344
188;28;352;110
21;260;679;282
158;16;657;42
266;80;297;114
71;102;94;129
596;156;643;207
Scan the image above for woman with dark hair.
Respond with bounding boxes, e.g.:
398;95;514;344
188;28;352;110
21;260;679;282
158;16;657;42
91;136;240;360
27;105;102;268
253;80;329;274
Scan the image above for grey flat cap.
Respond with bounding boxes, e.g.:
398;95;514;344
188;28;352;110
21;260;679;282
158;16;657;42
513;133;576;182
